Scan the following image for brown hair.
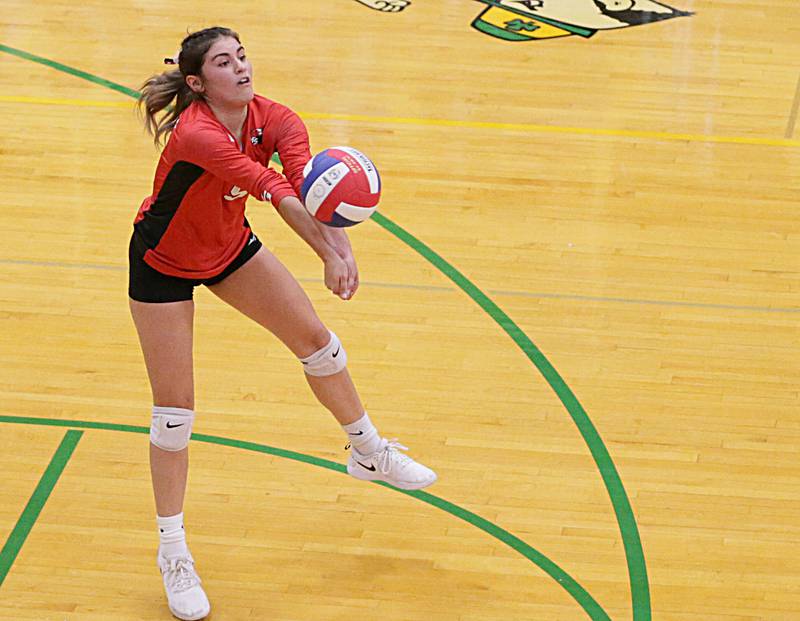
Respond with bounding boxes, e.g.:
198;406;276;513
138;26;241;145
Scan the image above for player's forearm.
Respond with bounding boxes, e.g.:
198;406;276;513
276;196;338;262
312;220;353;258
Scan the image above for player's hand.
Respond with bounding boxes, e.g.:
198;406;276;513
335;247;359;300
319;226;359;300
323;253;356;300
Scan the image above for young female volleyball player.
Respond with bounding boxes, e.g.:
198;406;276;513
131;26;436;621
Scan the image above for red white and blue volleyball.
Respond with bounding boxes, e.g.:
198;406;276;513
301;146;381;227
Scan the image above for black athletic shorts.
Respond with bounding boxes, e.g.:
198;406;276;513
128;231;263;303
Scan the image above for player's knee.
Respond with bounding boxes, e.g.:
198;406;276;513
150;405;194;451
307;325;334;351
151;389;193;412
299;330;347;377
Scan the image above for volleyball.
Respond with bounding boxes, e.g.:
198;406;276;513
300;147;381;227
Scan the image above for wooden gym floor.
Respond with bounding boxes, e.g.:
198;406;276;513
0;1;798;620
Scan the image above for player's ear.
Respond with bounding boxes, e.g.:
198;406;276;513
185;75;204;94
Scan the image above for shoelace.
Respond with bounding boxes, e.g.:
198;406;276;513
163;557;201;593
378;439;412;475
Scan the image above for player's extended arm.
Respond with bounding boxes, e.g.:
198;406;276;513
276;196;357;299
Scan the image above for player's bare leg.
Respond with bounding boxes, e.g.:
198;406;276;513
208;247;437;489
129;299;210;620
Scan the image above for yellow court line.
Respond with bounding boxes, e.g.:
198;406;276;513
0;95;131;108
301;111;800;148
2;95;799;148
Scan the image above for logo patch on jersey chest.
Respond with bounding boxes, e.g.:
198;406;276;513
250;127;264;145
224;185;248;201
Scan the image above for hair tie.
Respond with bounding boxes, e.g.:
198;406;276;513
163;51;180;66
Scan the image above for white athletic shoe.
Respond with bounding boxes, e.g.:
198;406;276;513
347;439;437;490
157;548;211;621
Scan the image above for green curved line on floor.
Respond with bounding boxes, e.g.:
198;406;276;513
375;211;651;618
0;414;609;621
0;42;651;620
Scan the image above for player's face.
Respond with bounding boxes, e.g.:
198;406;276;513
198;36;254;107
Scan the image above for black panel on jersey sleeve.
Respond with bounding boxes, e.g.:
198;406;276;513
134;161;205;248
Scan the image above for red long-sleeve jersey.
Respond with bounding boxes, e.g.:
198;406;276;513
133;94;311;279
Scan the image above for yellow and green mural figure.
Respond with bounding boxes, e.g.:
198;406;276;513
471;0;692;41
353;0;692;42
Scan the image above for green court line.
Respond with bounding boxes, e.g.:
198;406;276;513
0;45;139;98
0;429;82;586
0;415;610;621
4;43;799;150
0;42;651;620
373;211;650;619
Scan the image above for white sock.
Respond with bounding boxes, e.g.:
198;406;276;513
157;512;188;559
342;412;382;455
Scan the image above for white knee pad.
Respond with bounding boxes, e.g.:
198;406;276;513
150;406;194;451
300;330;347;377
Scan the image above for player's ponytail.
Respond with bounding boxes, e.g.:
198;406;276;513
138;26;240;146
138;69;198;146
